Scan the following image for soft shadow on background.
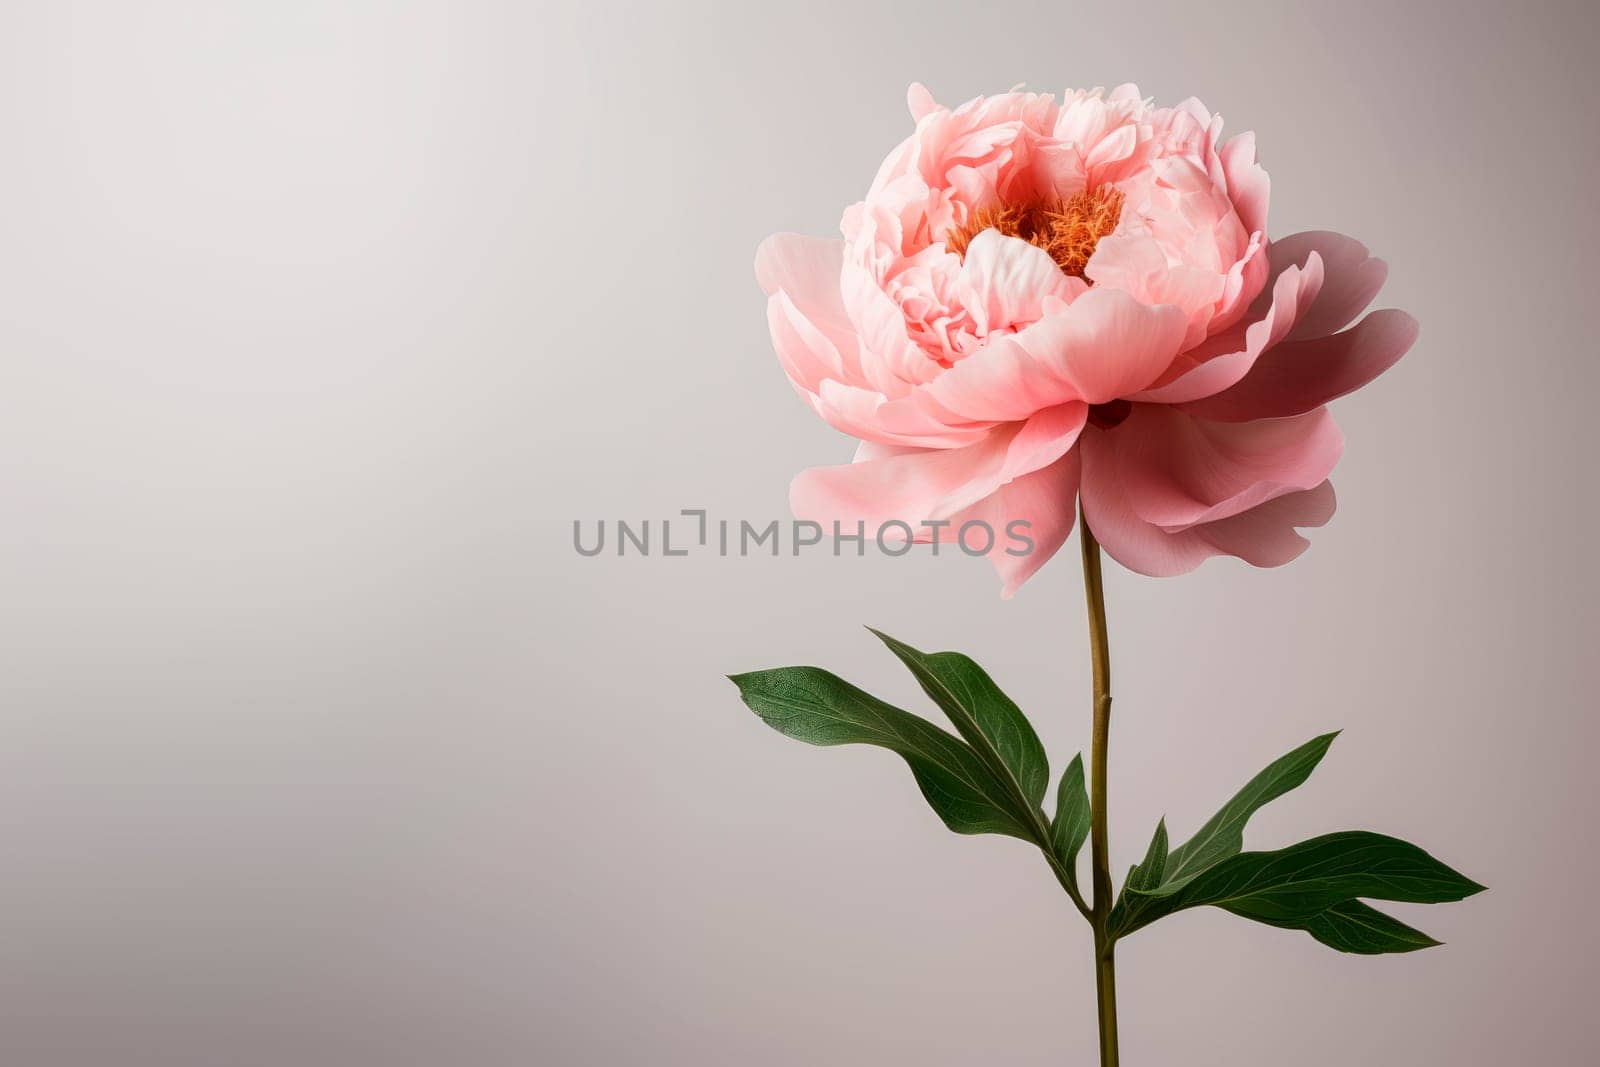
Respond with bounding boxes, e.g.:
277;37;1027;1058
1;2;1595;1064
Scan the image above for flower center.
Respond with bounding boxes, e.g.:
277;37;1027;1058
945;186;1125;279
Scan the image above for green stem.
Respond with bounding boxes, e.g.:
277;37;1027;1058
1080;507;1119;1067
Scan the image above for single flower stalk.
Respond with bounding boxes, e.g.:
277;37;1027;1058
735;84;1478;1067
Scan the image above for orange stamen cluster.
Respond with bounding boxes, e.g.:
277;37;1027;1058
945;186;1125;279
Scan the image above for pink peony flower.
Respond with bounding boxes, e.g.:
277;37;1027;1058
756;83;1417;595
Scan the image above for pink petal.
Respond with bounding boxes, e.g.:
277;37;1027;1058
754;234;856;345
766;291;846;394
911;327;1081;424
956;230;1080;336
1014;287;1188;404
790;405;1087;531
1102;405;1343;530
1079;427;1221;576
755;234;866;390
1086;233;1228;348
945;448;1082;597
1209;230;1268;335
1219;131;1270;236
1004;402;1090;479
1192;480;1337;566
1080;429;1338;577
1268;230;1389;342
1180;309;1418;422
841;260;935;397
791;438;1005;534
811;379;993;449
1085;124;1140;187
907;82;941;122
1132;254;1323;404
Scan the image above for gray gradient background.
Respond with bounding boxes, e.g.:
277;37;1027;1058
1;1;1594;1064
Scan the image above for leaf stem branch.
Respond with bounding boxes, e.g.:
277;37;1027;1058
1036;826;1092;921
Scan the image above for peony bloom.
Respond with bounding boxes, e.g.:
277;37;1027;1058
755;83;1416;595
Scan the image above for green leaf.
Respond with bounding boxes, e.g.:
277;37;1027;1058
728;666;1035;841
868;629;1050;809
1050;754;1091;876
1162;732;1339;886
1241;900;1442;955
1125;819;1169;893
1111;831;1485;940
1111;733;1339;934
